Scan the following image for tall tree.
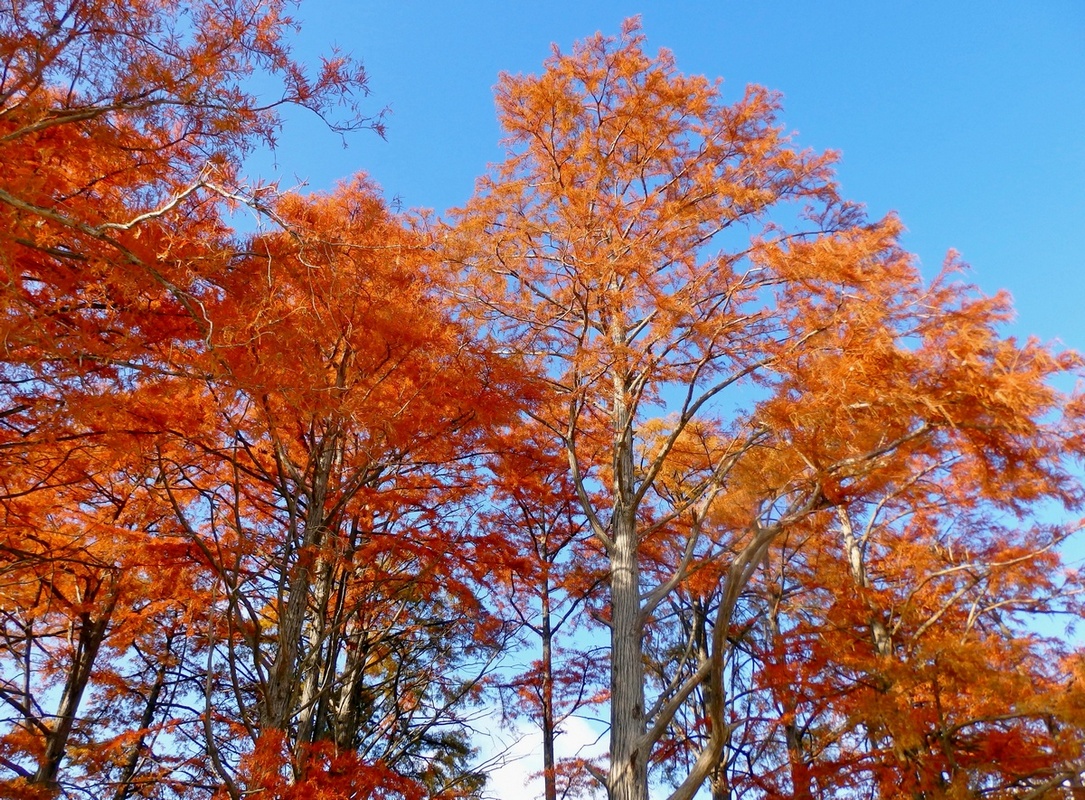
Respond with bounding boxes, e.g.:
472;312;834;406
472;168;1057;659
0;2;516;797
451;20;1084;800
164;179;518;799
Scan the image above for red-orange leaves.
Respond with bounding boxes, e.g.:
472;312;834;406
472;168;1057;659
452;18;1085;800
234;732;429;800
0;3;496;792
4;9;1085;800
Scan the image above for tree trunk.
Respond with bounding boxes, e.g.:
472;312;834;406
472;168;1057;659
540;579;558;800
609;510;646;800
692;599;731;800
34;583;118;791
263;434;336;733
607;368;647;800
112;630;173;800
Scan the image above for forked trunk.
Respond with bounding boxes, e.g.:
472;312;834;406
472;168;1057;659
32;577;118;791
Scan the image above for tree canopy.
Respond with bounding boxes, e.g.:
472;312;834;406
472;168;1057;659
2;7;1083;800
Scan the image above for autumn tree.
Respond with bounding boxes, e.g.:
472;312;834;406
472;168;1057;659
0;2;377;795
1;2;520;797
156;179;518;799
451;20;1085;800
742;451;1085;798
0;0;377;379
485;420;608;800
6;4;1085;799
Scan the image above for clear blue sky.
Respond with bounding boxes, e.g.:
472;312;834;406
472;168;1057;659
248;1;1085;358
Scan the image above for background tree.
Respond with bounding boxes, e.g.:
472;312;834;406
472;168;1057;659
1;3;519;797
159;180;518;799
451;20;1085;800
485;420;607;800
1;1;371;795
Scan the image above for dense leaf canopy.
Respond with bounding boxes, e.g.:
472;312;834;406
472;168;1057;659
2;7;1083;800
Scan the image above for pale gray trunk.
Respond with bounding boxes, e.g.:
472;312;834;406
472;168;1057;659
609;512;646;800
263;436;336;733
330;519;371;749
838;508;891;656
607;367;648;800
295;549;337;747
263;520;316;731
540;581;558;800
332;633;371;749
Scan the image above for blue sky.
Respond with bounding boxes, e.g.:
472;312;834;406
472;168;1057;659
248;1;1085;357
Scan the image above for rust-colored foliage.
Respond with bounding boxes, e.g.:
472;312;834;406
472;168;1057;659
3;6;1084;800
484;420;608;800
1;2;510;799
451;18;1085;800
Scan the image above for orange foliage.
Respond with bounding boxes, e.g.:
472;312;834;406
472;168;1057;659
452;17;1085;800
3;8;1084;800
